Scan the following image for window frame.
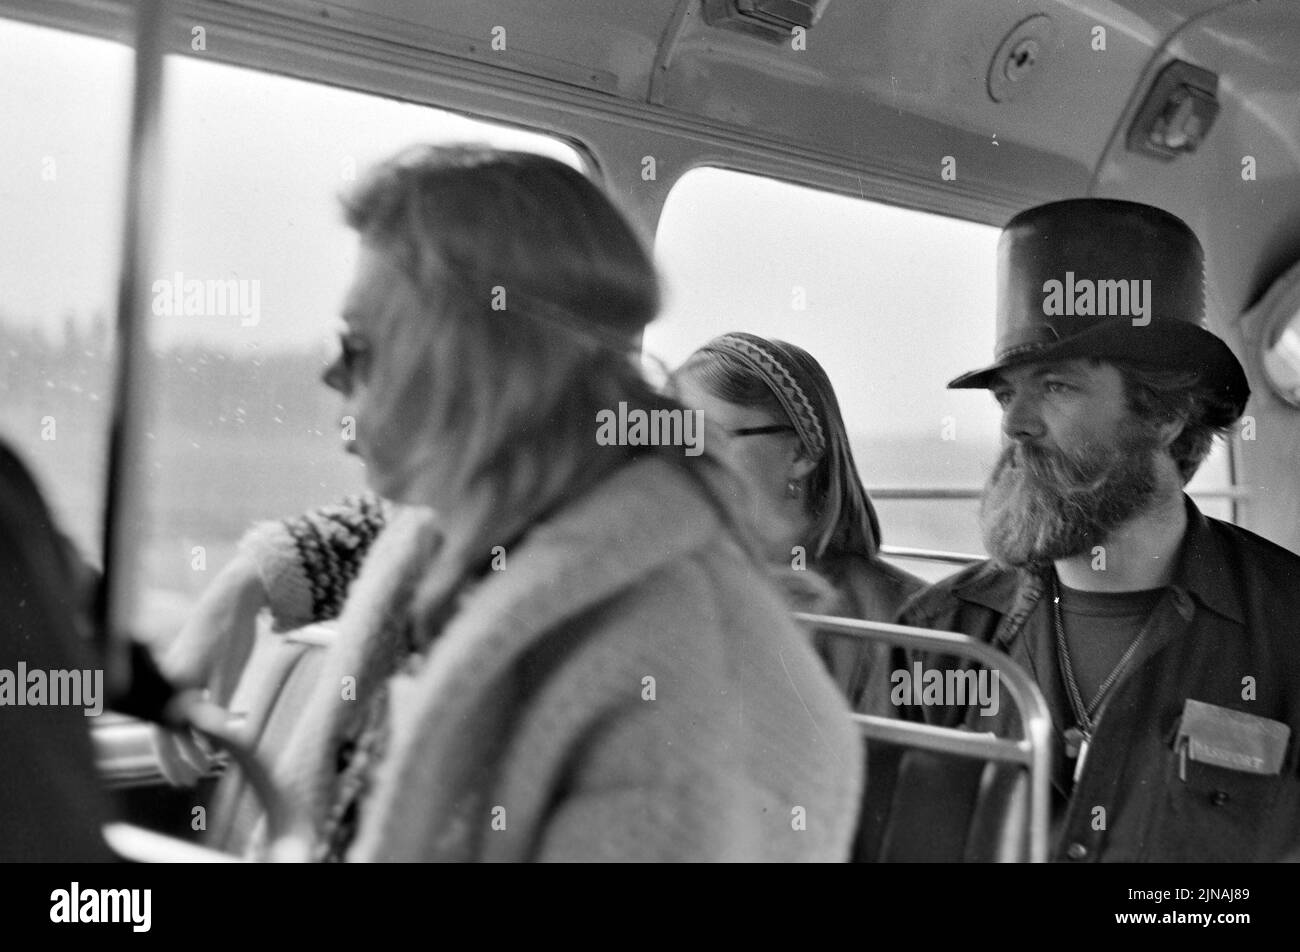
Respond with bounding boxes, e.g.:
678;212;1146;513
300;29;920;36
648;162;1246;550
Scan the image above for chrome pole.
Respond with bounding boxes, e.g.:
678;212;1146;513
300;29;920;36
101;0;168;701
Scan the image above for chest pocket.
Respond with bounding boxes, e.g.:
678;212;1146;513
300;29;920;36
1148;742;1287;862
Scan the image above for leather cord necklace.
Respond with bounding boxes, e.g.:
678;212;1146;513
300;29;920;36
1051;572;1149;782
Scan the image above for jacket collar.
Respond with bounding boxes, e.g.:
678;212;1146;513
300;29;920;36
412;455;729;683
1170;494;1245;625
951;493;1245;626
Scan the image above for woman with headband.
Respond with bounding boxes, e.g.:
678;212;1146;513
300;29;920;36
674;333;925;714
155;145;861;861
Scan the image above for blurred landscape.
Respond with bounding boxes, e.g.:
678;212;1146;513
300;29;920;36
2;320;999;635
0;320;366;639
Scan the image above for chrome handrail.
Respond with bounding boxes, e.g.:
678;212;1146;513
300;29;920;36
93;711;236;789
282;623;337;649
865;486;1249;500
93;698;312;861
879;544;983;565
94;626;337;787
794;612;1053;863
104;822;245;863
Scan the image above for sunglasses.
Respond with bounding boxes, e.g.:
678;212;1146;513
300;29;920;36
336;330;371;378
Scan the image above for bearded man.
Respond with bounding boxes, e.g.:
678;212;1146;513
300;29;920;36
896;199;1300;862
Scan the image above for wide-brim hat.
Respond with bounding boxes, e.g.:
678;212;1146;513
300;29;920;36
948;199;1250;423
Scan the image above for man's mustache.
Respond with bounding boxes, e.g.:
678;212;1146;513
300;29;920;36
998;442;1081;486
995;441;1109;495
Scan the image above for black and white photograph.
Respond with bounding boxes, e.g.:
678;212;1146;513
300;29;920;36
1;0;1299;915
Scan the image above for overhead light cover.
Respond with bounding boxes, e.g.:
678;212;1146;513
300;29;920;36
704;0;832;41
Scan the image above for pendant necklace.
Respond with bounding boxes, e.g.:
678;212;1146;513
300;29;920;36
1052;572;1148;784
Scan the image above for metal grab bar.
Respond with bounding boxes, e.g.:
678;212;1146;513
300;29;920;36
283;623;338;649
93;711;240;789
93;697;313;861
793;612;1053;863
104;822;244;863
95;626;336;794
879;544;983;565
865;486;1249;500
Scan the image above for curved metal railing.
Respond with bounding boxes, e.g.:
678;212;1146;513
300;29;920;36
794;612;1054;862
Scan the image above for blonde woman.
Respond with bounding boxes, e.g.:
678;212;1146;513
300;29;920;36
162;146;860;862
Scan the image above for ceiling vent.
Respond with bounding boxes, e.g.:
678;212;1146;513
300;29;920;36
703;0;832;42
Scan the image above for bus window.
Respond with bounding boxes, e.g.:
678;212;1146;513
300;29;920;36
646;167;1001;579
1184;429;1233;522
647;168;1240;580
0;18;130;570
4;31;587;644
136;55;588;639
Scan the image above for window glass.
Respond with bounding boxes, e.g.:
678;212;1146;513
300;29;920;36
132;55;585;636
0;18;130;567
2;27;586;640
647;168;1234;581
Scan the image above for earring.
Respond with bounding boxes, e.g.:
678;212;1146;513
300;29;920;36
786;479;801;499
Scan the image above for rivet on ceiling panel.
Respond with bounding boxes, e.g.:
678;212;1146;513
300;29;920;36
988;14;1056;103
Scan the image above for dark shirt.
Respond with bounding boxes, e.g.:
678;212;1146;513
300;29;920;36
896;495;1300;862
1057;581;1164;708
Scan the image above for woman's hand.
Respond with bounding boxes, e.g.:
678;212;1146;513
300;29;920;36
161;554;268;705
152;555;267;786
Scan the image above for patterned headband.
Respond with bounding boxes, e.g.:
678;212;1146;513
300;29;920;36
700;334;827;461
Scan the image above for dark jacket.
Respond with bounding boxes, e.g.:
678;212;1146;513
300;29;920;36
896;495;1300;862
0;442;112;861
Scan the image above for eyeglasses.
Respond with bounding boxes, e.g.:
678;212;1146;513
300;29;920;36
724;424;796;438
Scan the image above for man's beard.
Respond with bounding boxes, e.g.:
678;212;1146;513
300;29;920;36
979;419;1162;569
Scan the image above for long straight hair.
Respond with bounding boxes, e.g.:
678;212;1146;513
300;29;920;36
340;145;753;622
677;334;883;563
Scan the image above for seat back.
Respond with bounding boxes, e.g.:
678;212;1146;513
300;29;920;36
796;612;1052;863
204;623;333;854
865;749;1030;862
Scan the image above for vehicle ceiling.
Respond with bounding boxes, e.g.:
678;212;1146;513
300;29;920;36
16;0;1300;310
264;1;1300;305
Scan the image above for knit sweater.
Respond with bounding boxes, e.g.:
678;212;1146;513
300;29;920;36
240;492;389;631
250;457;863;861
